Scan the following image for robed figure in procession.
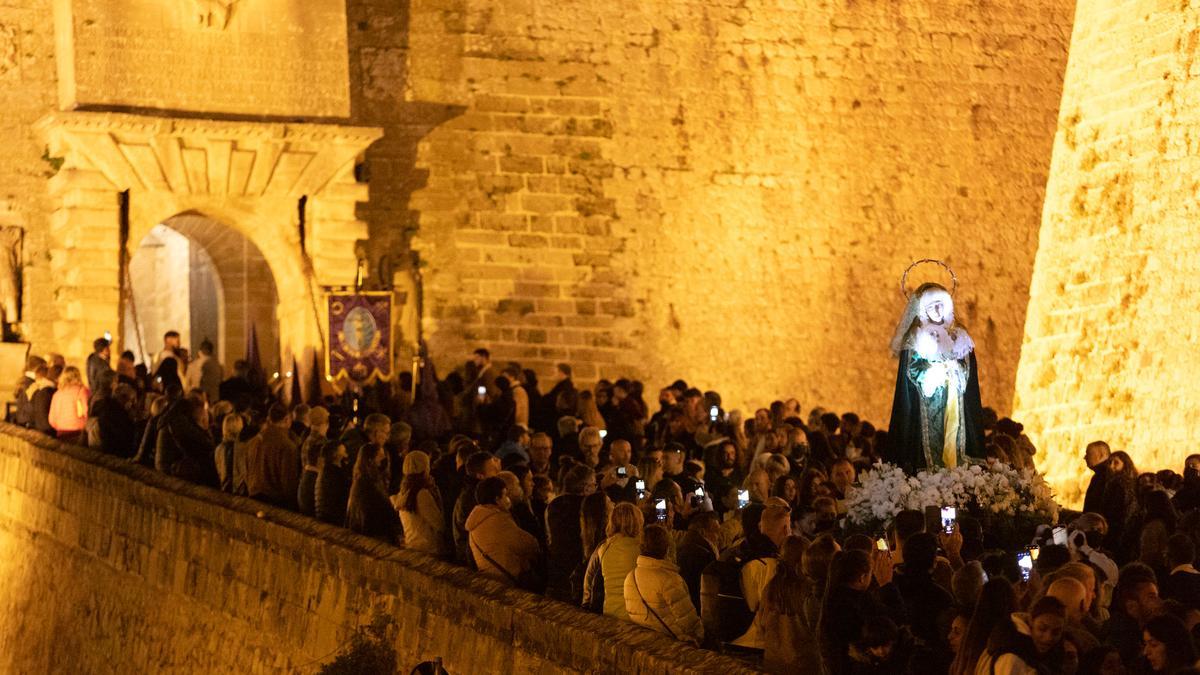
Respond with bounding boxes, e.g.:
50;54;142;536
886;263;985;473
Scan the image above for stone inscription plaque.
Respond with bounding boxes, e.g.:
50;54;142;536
55;0;350;117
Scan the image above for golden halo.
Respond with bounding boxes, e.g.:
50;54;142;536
900;258;958;298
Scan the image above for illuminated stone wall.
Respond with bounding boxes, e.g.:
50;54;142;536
1014;0;1200;505
0;425;755;673
406;0;1075;419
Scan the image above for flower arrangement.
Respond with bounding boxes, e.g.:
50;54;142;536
845;462;1060;534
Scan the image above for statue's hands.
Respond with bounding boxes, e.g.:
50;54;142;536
920;362;946;397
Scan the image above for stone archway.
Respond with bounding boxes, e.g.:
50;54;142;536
36;111;382;390
124;213;281;373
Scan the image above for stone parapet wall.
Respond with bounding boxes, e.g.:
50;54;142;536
0;424;755;673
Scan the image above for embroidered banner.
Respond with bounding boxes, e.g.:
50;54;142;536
326;292;394;384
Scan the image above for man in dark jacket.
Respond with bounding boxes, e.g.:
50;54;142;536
155;397;217;487
1162;534;1200;610
677;511;720;611
315;441;351;526
86;337;113;392
1083;441;1111;515
95;384;138;458
545;464;597;603
246;404;300;510
892;533;954;655
452;451;500;565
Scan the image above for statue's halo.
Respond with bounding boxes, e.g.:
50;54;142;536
900;259;958;299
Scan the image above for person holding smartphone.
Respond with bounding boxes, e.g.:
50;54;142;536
600;439;640;504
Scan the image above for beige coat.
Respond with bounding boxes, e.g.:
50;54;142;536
466;504;539;585
397;488;444;556
624;556;704;643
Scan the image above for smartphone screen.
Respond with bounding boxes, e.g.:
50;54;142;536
1052;526;1068;546
737;489;750;508
1017;551;1033;581
616;466;627;477
876;537;888;552
694;487;704;498
709;405;719;422
599;429;608;439
476;385;486;396
1028;545;1040;561
654;498;668;522
940;506;957;535
635;479;645;491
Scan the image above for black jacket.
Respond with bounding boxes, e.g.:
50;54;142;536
30;386;55;436
1083;462;1110;515
677;530;717;611
155;404;217;487
345;476;401;542
297;469;318;517
545;493;585;603
893;566;954;648
820;584;907;675
315;462;352;526
94;397;137;458
1162;569;1200;610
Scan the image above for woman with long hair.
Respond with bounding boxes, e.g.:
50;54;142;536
951;577;1018;675
345;443;402;543
48;366;90;444
1103;450;1139;555
771;474;801;511
754;535;820;673
638;454;665;496
1142;614;1197;673
397;450;445;556
987;595;1067;673
571;491;611;601
581;502;643;619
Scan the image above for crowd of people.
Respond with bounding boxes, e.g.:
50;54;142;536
10;336;1200;674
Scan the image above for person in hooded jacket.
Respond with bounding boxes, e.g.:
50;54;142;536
625;524;703;644
466;476;540;587
818;548;907;675
315;441;352;526
155;396;217;486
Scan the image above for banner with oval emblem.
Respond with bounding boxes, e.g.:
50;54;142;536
326;292;394;385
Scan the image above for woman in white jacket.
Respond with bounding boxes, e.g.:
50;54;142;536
624;525;704;644
396;451;446;557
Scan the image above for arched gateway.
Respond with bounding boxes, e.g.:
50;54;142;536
37;112;381;393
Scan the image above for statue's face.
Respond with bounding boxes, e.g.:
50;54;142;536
919;290;954;325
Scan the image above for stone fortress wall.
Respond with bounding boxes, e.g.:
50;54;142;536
0;424;756;673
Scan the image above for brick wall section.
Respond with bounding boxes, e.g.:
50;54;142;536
1014;0;1200;506
405;0;1076;419
0;0;59;352
0;424;759;673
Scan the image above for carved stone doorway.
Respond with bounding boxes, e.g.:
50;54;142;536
37;111;381;394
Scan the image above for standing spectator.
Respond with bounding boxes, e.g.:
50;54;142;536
1083;441;1112;515
246;404;300;510
893;532;955;651
215;413;248;494
988;596;1067;673
677;512;721;611
1141;614;1197;673
705;441;744;515
752;535;821;673
582;502;642;619
296;433;322;517
1162;534;1200;609
818;548;905;675
503;365;529;430
498;468;542;546
345;443;402;543
538;363;575;433
527;432;553;478
155;397;216;486
733;501;792;649
95;383;137;458
133;394;172;467
186;339;223;405
397;450;445;557
467;476;540;588
27;364;58;436
86;337;113;391
1102;451;1138;553
953;579;1018;675
1108;562;1164;666
315;442;351;526
357;413;393;491
453;451;501;564
625;524;704;644
49;366;89;444
546;465;596;603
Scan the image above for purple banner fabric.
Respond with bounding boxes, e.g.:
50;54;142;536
326;292;394;384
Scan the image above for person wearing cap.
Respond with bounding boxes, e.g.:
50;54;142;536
397;450;445;557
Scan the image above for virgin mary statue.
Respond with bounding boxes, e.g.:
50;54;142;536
886;265;985;473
